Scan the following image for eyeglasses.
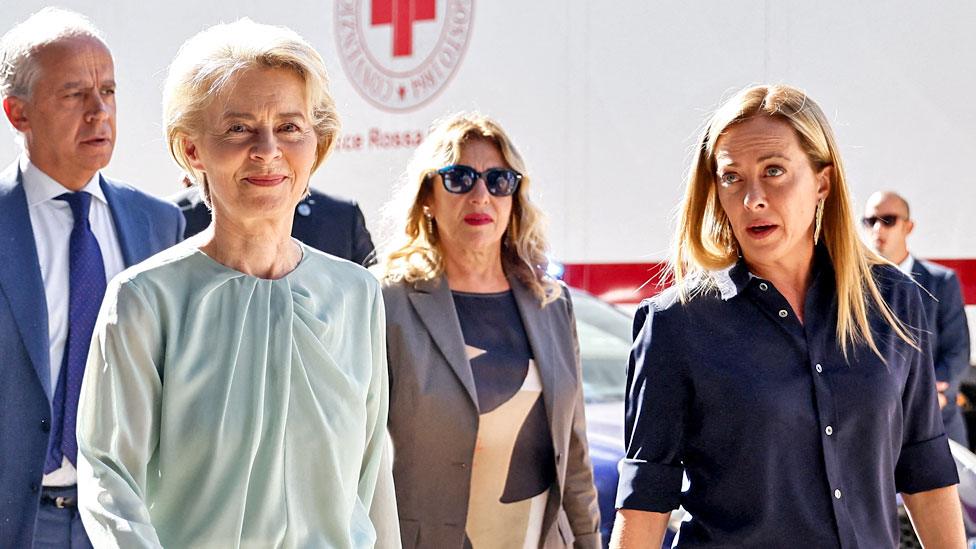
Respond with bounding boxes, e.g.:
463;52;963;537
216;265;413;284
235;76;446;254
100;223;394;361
861;215;903;228
434;164;522;197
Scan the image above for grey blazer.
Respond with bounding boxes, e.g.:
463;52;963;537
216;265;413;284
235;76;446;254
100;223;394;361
383;275;601;549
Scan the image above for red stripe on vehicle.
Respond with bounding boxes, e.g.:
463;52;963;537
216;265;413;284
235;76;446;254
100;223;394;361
562;259;976;306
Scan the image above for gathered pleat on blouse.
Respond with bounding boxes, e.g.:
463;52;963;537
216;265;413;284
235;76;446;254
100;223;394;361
76;242;397;549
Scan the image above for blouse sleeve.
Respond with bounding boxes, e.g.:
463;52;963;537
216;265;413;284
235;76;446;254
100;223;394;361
361;281;401;547
615;299;690;512
76;279;164;548
895;284;960;494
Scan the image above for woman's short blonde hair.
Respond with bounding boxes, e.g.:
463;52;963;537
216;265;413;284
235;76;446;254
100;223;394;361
383;112;559;306
162;18;340;206
672;84;913;358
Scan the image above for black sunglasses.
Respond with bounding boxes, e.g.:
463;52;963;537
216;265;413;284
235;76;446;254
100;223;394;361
861;215;903;228
434;164;522;197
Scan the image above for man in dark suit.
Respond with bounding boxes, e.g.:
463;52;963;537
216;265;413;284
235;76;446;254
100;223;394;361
171;182;376;266
0;9;184;548
863;191;971;445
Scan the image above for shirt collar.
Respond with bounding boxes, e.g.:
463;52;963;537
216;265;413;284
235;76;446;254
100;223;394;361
716;243;834;300
722;259;753;300
896;254;914;275
20;154;106;208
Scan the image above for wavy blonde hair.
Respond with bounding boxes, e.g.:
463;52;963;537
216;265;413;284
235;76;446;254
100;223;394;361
672;84;915;358
162;19;340;206
383;112;559;306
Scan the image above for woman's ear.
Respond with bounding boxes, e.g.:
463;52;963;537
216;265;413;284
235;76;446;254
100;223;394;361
816;165;833;199
182;137;206;172
421;179;436;215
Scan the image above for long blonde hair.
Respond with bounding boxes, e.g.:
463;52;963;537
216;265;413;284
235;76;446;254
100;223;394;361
672;84;915;358
383;112;559;306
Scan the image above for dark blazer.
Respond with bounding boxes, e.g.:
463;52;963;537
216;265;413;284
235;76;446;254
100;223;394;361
0;161;184;548
912;258;972;444
383;275;601;549
171;186;376;266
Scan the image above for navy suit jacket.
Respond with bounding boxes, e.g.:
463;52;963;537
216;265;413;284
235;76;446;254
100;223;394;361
912;258;972;442
0;161;184;548
172;186;377;267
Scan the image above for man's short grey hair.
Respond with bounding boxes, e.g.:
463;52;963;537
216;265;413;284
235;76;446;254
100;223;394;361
0;7;106;99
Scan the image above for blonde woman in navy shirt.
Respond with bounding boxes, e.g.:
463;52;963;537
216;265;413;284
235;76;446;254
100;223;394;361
611;85;963;548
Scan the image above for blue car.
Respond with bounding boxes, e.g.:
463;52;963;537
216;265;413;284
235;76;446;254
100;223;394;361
570;287;976;548
568;288;654;545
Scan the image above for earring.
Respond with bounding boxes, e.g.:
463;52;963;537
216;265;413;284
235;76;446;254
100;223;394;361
424;212;434;236
813;198;825;245
201;173;212;209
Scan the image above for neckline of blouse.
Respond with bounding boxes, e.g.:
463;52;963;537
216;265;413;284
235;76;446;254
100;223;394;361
451;289;513;298
191;239;309;282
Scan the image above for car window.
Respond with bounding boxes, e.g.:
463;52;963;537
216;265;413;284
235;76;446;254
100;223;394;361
570;289;632;402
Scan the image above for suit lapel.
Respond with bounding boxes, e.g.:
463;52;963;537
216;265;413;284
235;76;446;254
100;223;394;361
101;177;148;267
911;257;932;287
407;277;480;410
910;257;938;301
509;277;559;450
0;163;52;396
511;278;569;535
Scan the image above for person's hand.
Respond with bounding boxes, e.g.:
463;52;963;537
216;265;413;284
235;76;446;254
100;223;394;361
936;381;949;409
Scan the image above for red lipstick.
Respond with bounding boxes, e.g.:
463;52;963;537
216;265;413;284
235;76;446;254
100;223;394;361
464;213;493;226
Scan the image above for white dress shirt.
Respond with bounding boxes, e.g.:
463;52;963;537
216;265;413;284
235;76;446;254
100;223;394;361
21;155;125;486
897;254;915;276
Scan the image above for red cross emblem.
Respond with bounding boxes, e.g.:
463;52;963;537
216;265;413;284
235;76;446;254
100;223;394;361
335;0;472;111
371;0;436;57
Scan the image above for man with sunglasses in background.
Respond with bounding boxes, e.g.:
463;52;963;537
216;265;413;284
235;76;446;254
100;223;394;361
863;190;971;446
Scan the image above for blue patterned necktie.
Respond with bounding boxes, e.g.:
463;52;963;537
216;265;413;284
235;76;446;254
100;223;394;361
44;191;107;473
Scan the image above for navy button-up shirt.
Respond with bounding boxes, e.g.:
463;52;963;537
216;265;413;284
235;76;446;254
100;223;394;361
615;251;958;547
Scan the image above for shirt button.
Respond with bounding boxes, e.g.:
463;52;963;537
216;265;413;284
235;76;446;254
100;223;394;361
825;426;833;436
834;489;842;499
759;282;769;291
815;363;823;373
778;309;788;318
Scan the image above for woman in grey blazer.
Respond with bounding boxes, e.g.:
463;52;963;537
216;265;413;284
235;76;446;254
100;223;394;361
382;112;601;549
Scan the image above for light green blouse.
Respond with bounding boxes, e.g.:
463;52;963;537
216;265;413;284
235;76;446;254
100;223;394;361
76;242;398;548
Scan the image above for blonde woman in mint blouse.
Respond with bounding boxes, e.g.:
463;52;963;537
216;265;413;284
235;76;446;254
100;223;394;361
75;20;399;548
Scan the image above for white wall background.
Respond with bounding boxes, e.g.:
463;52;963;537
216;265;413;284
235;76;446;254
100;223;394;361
2;1;974;263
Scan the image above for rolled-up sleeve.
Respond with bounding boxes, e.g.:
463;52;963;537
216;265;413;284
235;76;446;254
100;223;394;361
615;300;689;512
895;285;959;494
